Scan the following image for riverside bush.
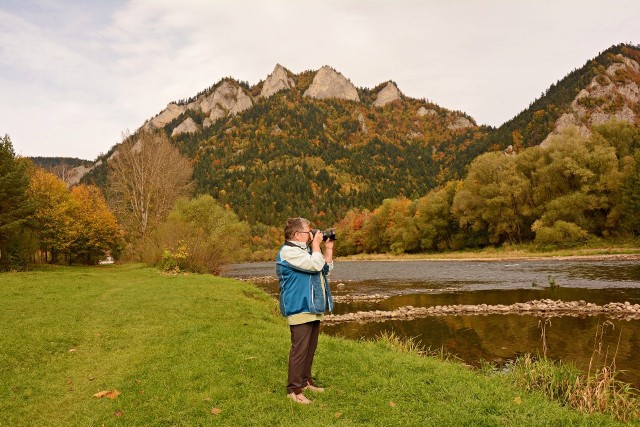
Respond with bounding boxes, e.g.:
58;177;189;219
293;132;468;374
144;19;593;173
533;220;590;247
161;240;189;273
144;195;250;274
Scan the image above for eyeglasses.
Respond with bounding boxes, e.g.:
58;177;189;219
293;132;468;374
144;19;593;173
296;230;312;235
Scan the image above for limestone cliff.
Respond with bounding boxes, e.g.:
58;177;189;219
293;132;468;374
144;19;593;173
147;103;186;129
447;114;475;130
260;64;295;98
542;53;640;146
373;82;402;107
191;80;253;128
417;106;438;117
145;80;253;132
172;117;200;137
303;66;360;102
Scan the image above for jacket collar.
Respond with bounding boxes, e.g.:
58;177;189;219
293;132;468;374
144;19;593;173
285;240;308;250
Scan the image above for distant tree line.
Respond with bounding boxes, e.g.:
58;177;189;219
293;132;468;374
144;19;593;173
335;120;640;255
0;131;260;272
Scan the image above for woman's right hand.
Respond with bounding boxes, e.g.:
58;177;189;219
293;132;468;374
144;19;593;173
311;229;323;251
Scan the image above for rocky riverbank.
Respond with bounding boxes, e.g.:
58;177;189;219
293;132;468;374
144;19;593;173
324;299;640;324
333;293;387;303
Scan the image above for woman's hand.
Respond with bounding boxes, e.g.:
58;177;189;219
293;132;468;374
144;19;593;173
311;229;323;252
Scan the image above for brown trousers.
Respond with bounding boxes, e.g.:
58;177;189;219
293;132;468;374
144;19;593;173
287;320;320;394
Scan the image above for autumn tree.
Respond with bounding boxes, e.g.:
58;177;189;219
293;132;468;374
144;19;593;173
0;134;34;268
26;169;74;263
530;127;619;240
26;171;122;264
68;185;122;264
108;129;194;257
334;208;371;256
359;198;418;254
591;119;640;161
383;198;419;254
413;181;462;251
452;151;535;245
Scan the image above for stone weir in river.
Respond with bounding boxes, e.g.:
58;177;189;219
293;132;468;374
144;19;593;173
324;299;640;324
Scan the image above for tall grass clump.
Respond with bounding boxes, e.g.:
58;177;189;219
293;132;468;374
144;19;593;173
375;330;425;355
375;330;463;363
506;321;640;423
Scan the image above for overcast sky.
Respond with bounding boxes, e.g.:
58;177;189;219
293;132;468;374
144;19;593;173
1;0;639;160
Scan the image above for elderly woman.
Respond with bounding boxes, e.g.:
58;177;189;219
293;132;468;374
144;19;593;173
275;217;334;404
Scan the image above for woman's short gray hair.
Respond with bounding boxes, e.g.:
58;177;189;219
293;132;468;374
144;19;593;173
284;217;310;240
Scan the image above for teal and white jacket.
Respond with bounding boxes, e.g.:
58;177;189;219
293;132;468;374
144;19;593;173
275;241;334;317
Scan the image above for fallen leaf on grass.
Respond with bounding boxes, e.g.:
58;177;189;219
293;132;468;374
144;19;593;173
115;410;123;417
335;412;343;418
93;389;120;399
211;408;222;415
513;396;522;405
68;348;77;353
389;401;397;407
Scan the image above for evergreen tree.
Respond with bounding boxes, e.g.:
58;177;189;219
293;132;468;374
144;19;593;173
0;134;34;268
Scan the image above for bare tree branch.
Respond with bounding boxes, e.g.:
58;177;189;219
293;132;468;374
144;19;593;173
107;129;194;257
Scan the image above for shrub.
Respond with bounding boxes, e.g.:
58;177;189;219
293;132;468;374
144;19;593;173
532;220;589;246
145;195;250;274
161;240;189;273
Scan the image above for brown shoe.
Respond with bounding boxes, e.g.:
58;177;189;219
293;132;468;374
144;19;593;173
287;392;311;404
304;383;325;393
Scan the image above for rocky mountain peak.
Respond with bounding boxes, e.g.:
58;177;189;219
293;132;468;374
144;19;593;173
260;64;295;98
146;79;254;136
303;66;360;102
197;80;253;118
373;81;402;107
146;103;186;129
171;117;200;137
447;115;475;130
541;52;640;146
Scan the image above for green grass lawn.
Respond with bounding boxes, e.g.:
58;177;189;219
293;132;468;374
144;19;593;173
0;264;631;426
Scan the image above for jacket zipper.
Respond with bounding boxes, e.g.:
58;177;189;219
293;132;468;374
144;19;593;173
309;276;314;307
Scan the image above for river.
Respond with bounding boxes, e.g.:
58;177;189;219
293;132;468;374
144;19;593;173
221;257;640;387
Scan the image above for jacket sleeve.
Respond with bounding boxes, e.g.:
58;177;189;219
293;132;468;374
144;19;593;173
281;246;326;272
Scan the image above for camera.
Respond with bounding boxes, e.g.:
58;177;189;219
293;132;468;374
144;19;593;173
311;228;336;242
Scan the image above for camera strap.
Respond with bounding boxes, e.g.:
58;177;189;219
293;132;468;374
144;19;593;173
283;241;311;253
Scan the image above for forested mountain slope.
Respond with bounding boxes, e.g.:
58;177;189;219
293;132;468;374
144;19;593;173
82;65;484;227
76;43;640;229
479;43;640;152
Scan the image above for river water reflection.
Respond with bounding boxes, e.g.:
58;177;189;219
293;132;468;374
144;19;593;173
222;258;640;387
